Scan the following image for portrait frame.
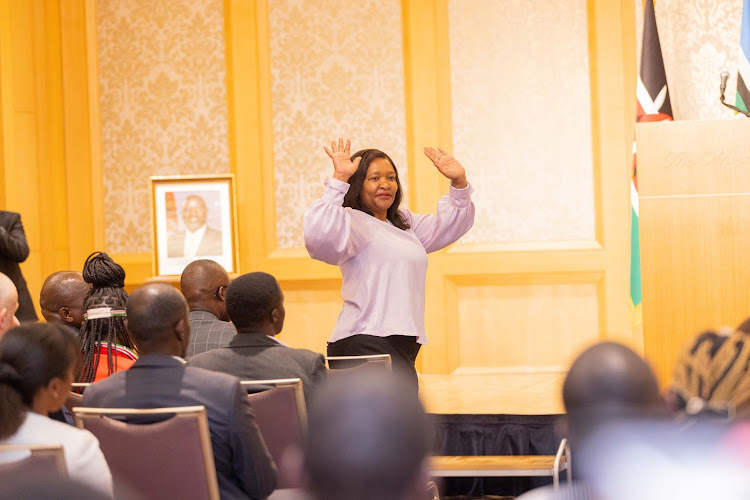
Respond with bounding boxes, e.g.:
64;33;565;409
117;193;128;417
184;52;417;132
150;174;239;277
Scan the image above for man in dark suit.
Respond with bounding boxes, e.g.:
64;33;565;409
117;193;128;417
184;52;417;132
83;283;277;500
167;195;223;257
39;271;90;336
188;272;327;408
0;211;37;322
181;259;236;358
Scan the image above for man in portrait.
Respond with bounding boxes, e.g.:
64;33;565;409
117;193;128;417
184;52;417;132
167;194;223;258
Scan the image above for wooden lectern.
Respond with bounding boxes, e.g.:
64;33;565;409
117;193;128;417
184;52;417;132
636;119;750;386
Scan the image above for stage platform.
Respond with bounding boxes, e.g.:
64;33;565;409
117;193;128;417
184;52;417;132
418;372;566;415
417;373;567;498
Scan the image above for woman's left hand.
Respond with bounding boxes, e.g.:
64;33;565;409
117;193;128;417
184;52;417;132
424;147;468;189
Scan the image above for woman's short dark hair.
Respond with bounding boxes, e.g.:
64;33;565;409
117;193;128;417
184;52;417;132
343;149;410;231
0;323;78;439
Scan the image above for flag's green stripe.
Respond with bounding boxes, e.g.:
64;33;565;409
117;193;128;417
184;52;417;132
630;207;642;307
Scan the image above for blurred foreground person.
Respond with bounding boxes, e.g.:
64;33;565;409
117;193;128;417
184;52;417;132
520;341;750;500
668;328;750;420
302;371;431;500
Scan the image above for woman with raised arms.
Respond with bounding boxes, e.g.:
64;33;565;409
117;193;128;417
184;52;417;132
304;139;475;390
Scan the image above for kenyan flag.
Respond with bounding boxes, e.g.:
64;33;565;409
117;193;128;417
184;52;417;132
632;0;673;325
737;0;750;112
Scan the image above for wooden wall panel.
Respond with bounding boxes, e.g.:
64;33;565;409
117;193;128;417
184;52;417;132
456;280;601;372
277;282;343;355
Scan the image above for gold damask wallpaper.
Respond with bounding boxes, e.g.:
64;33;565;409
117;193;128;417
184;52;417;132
448;0;594;244
97;0;229;254
268;0;408;249
637;0;744;121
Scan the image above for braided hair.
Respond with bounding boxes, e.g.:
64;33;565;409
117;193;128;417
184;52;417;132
77;252;138;383
670;329;750;417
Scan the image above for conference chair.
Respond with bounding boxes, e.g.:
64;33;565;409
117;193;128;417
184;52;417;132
241;378;307;489
325;353;393;371
73;406;219;500
64;383;91;413
0;444;67;481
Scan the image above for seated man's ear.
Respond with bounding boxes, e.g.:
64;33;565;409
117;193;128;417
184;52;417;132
59;307;74;324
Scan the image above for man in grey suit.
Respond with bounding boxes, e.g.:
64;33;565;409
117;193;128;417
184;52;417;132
181;259;236;358
188;272;327;408
83;283;277;500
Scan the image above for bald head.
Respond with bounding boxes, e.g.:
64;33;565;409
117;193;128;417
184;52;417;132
40;271;90;328
180;260;230;321
304;372;431;500
126;283;189;356
564;342;661;415
0;273;19;339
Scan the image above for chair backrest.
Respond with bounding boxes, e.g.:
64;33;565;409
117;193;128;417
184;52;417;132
0;444;67;481
241;378;307;489
325;354;392;371
72;406;219;500
64;383;91;413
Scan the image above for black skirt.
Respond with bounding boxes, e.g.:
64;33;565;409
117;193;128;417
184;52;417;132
327;334;422;392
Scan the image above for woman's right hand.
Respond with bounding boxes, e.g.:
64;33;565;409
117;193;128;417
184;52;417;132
324;138;361;182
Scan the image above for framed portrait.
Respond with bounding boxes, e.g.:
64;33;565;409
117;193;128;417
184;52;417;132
150;174;239;277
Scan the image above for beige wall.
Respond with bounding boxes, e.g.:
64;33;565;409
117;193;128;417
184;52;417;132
96;0;230;255
268;0;408;249
448;0;595;244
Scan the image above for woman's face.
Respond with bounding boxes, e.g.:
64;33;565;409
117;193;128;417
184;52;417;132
359;158;398;221
49;359;76;413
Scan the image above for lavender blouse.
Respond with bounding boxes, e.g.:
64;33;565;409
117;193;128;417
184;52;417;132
303;177;475;344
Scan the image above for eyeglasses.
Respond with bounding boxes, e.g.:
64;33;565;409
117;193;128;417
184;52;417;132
213;284;229;299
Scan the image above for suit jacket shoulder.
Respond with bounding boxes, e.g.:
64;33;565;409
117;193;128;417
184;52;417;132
187;335;327;408
186;310;237;358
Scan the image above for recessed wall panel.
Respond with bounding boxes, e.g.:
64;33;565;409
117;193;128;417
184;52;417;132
268;0;408;249
457;282;600;371
448;0;594;244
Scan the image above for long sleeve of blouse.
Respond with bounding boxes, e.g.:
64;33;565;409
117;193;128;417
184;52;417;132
303;177;475;264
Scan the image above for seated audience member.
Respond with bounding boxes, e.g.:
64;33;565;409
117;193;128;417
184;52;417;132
517;342;663;500
40;271;90;335
77;252;138;383
0;273;20;340
301;371;431;500
0;323;113;496
83;283;277;500
189;272;327;406
668;329;750;419
181;259;236;357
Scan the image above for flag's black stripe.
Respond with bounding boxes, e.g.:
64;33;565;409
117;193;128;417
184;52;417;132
640;0;673;117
